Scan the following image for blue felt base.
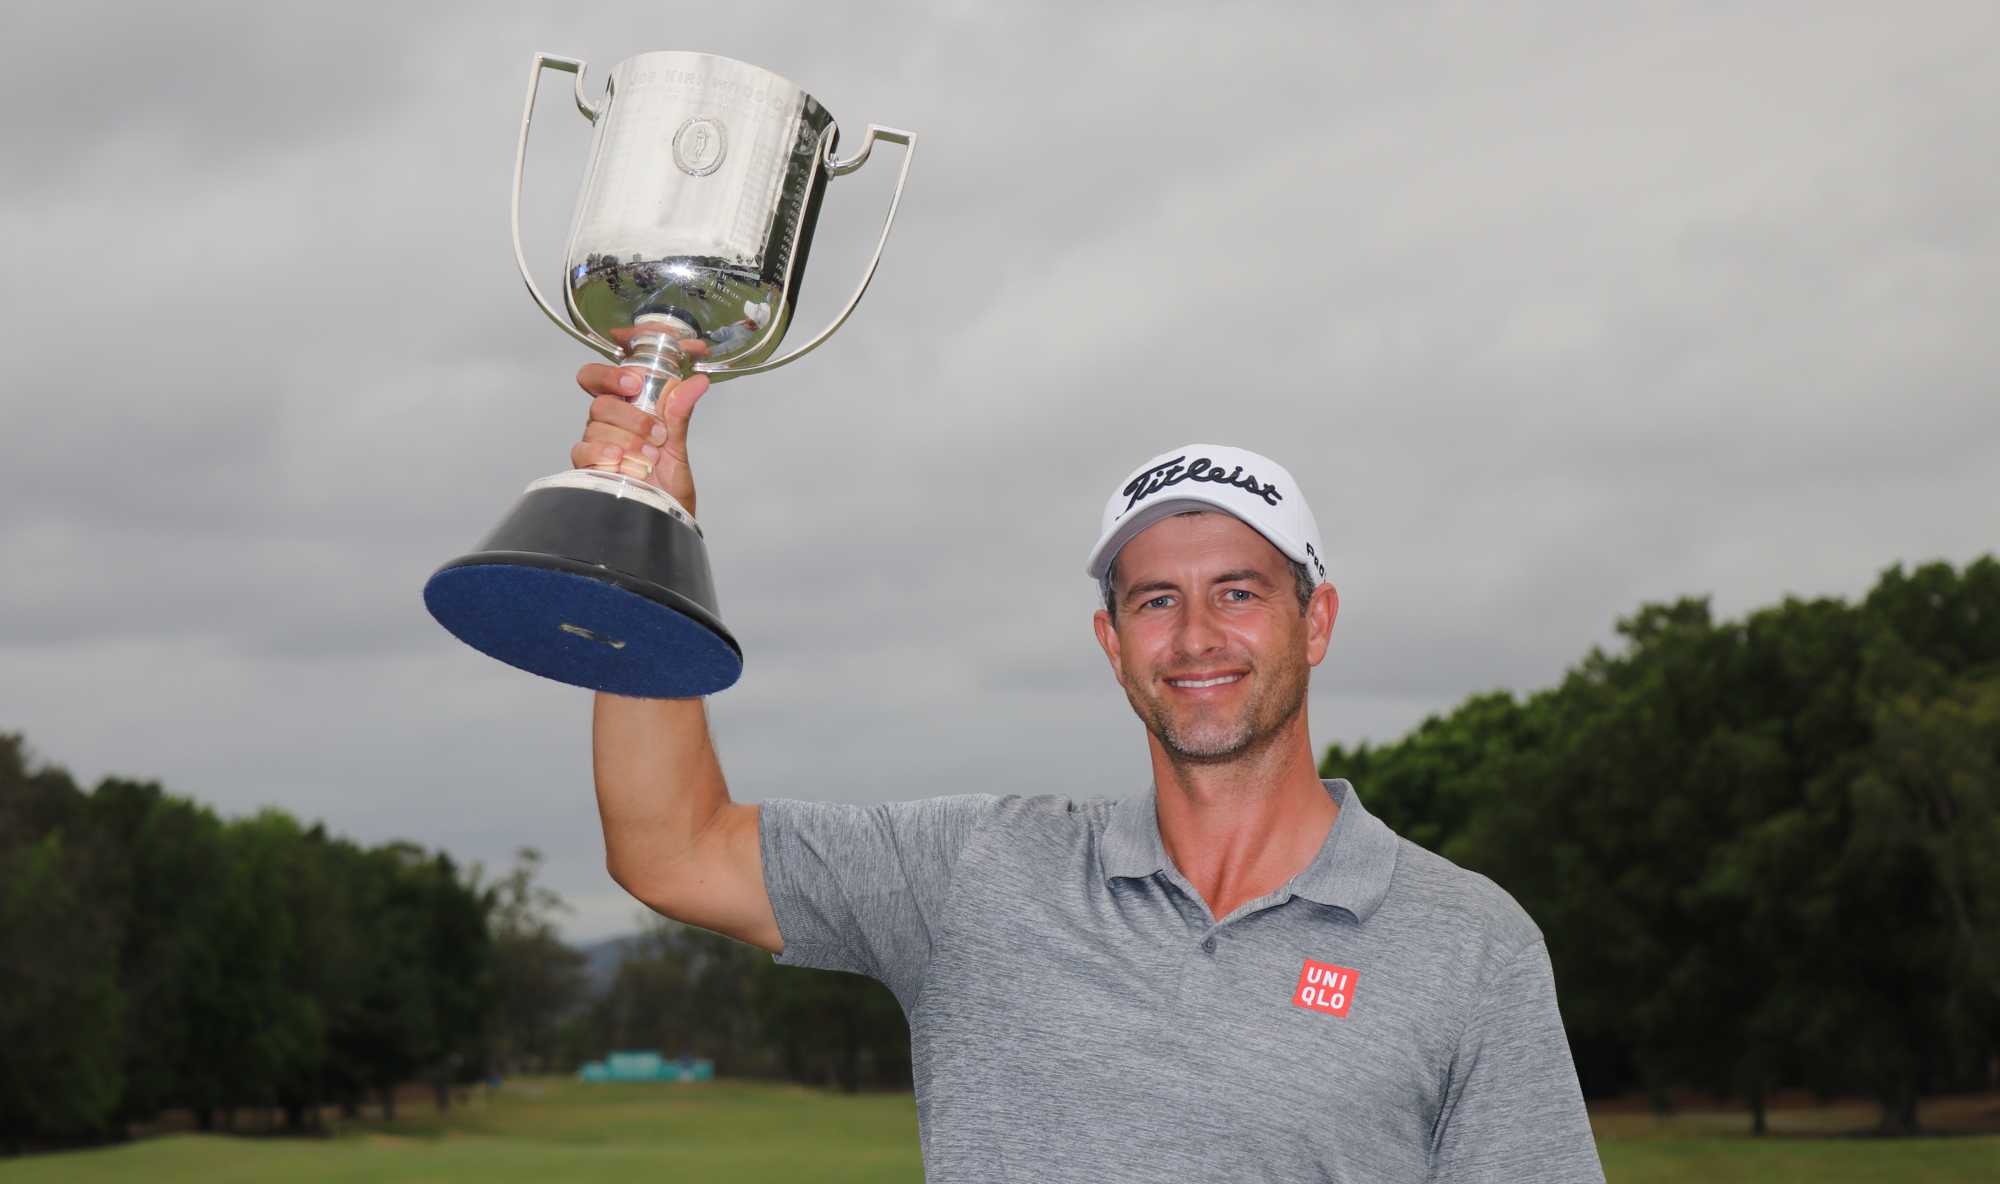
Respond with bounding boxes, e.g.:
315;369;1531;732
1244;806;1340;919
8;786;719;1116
424;563;742;698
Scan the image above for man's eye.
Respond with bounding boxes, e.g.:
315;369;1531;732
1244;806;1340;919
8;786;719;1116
1143;595;1173;609
1224;589;1253;602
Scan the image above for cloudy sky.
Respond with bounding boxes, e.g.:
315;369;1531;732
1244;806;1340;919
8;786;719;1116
3;2;1993;940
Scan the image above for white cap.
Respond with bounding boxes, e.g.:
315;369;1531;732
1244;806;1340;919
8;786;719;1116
1085;443;1329;586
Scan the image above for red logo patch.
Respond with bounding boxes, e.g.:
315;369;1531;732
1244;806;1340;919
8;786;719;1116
1294;958;1357;1017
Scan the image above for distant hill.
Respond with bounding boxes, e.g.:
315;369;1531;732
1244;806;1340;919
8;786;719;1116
574;932;639;997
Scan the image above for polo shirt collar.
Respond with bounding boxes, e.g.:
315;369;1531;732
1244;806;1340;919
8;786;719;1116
1101;785;1169;881
1101;778;1399;923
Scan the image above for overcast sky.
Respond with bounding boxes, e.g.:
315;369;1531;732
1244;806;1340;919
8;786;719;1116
2;2;1994;940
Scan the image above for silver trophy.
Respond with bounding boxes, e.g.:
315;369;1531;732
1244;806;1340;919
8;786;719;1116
425;51;914;698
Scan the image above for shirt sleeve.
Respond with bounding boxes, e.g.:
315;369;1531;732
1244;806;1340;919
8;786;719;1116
757;794;1001;1011
1428;939;1604;1183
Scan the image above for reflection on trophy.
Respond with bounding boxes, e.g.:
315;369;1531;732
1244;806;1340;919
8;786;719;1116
424;51;914;698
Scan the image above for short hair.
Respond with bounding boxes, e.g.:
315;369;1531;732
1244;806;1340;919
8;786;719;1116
1099;513;1317;624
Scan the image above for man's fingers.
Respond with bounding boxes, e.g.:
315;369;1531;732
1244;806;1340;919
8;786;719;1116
581;419;656;454
577;363;644;400
579;359;712;407
573;422;661;478
657;374;711;448
570;439;622;470
587;394;664;443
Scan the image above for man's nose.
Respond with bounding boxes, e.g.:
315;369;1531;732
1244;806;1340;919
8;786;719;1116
1175;597;1227;653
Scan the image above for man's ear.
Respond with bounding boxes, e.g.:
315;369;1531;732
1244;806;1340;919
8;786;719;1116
1092;609;1127;689
1305;582;1340;666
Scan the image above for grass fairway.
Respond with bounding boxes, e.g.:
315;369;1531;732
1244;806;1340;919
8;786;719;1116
5;1078;1997;1182
1602;1135;2000;1183
1596;1092;2000;1182
0;1078;923;1184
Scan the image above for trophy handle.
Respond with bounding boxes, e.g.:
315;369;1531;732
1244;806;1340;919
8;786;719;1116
512;53;621;362
698;125;917;381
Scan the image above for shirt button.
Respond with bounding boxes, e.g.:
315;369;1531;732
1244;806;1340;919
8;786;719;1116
1201;937;1217;954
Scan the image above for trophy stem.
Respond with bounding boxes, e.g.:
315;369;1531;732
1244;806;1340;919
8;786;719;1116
621;311;698;418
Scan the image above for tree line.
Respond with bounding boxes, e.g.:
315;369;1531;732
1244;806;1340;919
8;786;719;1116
0;739;912;1151
5;555;1992;1146
557;916;911;1093
0;750;495;1148
469;857;913;1093
1321;557;2000;1133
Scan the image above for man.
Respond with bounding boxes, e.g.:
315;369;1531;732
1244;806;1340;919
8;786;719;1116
571;362;1604;1182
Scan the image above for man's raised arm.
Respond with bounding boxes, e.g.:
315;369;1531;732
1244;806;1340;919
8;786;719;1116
592;694;778;952
571;356;780;954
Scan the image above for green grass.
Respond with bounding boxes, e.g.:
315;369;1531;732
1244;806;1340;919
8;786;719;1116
0;1079;923;1184
1601;1136;2000;1183
5;1079;1998;1182
1594;1091;2000;1181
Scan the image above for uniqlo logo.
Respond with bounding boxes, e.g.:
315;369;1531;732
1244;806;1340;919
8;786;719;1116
1294;958;1357;1017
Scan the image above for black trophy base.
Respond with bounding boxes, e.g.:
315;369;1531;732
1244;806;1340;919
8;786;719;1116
424;476;742;698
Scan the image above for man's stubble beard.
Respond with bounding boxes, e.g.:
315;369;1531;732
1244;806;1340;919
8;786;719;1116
1123;649;1310;766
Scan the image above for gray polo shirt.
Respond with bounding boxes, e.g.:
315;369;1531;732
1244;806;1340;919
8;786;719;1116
758;779;1603;1182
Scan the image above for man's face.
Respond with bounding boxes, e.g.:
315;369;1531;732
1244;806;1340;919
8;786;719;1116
1092;512;1337;764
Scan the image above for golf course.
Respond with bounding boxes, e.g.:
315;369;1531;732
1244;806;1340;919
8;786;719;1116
5;1079;1996;1182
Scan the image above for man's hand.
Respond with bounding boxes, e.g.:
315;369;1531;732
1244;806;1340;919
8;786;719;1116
570;339;712;516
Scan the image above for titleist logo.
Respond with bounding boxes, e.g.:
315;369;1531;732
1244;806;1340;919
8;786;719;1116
1121;455;1284;517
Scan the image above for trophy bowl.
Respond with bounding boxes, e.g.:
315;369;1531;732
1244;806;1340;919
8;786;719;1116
423;51;913;699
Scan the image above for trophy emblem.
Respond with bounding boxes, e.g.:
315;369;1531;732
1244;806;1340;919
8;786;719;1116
673;116;727;175
423;51;914;698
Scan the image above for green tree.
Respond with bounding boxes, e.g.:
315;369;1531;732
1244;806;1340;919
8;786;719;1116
0;832;125;1145
415;851;496;1111
483;848;586;1074
0;737;126;1146
1321;558;2000;1134
0;733;503;1140
84;779;234;1126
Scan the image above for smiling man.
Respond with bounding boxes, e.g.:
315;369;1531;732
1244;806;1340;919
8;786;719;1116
574;363;1603;1181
